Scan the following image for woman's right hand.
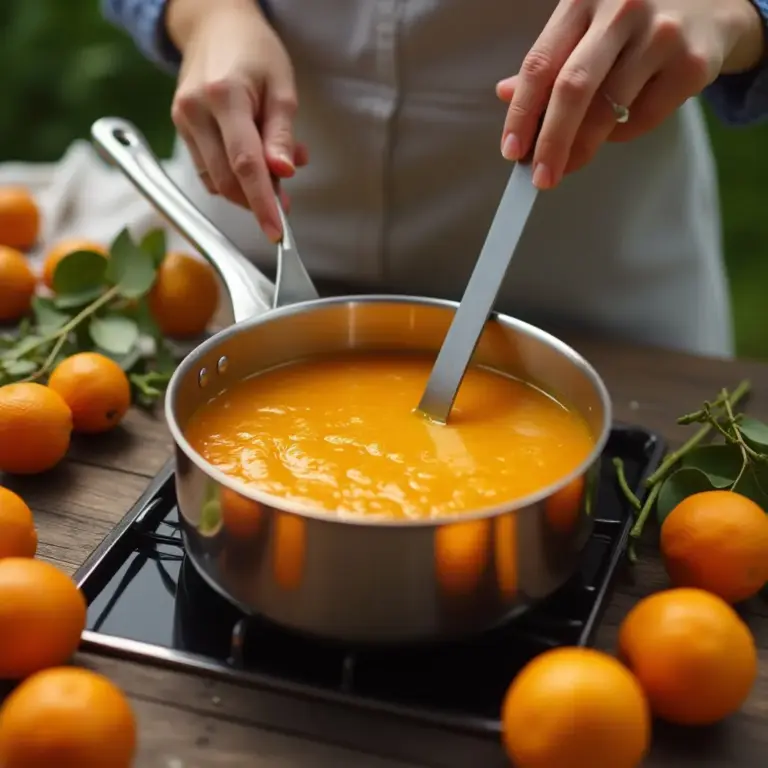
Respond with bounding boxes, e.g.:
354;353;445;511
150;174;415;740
167;0;307;241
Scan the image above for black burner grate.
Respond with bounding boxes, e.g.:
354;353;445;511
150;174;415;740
75;424;664;738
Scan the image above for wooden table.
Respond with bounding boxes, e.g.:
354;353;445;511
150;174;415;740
3;334;768;767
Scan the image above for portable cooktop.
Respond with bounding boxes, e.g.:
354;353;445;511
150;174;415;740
74;424;664;767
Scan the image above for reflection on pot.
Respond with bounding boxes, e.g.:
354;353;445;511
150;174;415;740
198;482;223;538
544;474;586;535
494;513;518;599
271;512;306;591
220;486;263;542
434;518;492;597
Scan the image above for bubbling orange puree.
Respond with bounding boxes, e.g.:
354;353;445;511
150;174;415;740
184;353;595;520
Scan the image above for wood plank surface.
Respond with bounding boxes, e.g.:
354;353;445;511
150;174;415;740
3;333;768;767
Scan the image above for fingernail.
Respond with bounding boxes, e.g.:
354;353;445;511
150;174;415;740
501;133;521;161
275;150;295;170
266;224;282;243
532;163;552;190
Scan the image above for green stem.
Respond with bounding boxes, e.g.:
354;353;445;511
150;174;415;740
26;333;69;382
613;457;642;512
624;379;752;552
644;379;751;488
629;482;661;540
18;285;120;380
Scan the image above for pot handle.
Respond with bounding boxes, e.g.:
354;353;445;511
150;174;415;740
91;117;273;323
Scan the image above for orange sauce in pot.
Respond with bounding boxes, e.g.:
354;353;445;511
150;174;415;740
183;353;595;521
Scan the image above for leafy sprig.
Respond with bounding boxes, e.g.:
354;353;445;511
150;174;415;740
614;380;765;561
0;227;181;407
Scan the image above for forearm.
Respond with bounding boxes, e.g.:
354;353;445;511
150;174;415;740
101;0;269;71
166;0;267;53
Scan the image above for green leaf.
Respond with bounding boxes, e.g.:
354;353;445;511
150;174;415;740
140;228;167;267
52;249;108;295
113;346;143;372
106;229;157;299
17;317;31;337
733;464;768;510
656;467;715;525
680;444;744;488
154;339;178;375
1;359;37;377
31;296;70;334
53;287;104;310
89;315;139;355
129;297;161;338
738;416;768;452
1;335;45;361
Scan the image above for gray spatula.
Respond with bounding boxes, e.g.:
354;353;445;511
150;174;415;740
416;152;539;424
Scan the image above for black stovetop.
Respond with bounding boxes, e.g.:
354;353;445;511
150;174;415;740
75;424;663;744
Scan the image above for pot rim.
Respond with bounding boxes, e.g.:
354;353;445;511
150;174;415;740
166;294;613;528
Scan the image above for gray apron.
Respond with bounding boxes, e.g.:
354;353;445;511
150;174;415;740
174;0;734;357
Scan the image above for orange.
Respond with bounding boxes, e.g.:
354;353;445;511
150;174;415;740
0;383;72;475
0;247;36;323
660;490;768;603
48;352;131;434
0;187;39;251
149;251;219;338
501;646;650;768
220;486;263;540
0;488;37;560
0;557;86;679
618;587;757;725
0;666;136;768
435;518;491;597
42;239;108;292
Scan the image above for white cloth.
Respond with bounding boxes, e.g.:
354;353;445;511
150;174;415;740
0;140;189;271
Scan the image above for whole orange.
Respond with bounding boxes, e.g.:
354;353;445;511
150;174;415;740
0;187;39;251
0;383;72;475
0;247;36;323
0;488;37;560
48;353;131;434
0;557;86;679
149;251;219;338
618;587;757;725
501;646;650;768
0;666;136;768
661;490;768;603
42;239;108;292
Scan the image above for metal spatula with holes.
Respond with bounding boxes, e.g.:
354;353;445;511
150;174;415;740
416;148;539;425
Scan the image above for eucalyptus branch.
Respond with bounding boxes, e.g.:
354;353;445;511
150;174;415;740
617;379;752;557
644;379;751;488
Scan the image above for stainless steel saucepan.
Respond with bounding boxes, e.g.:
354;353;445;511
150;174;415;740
91;117;612;645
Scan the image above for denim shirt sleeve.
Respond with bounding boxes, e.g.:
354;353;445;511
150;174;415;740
703;0;768;125
101;0;181;72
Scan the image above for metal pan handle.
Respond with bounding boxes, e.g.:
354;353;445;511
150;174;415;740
91;117;272;324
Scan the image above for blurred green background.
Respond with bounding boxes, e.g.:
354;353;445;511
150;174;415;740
1;1;766;357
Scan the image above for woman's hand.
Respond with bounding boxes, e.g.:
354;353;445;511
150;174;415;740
497;0;765;190
168;0;307;241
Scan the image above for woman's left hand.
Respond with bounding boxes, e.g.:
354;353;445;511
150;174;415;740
497;0;765;189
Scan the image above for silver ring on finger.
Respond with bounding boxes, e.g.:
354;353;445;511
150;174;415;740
603;93;630;124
